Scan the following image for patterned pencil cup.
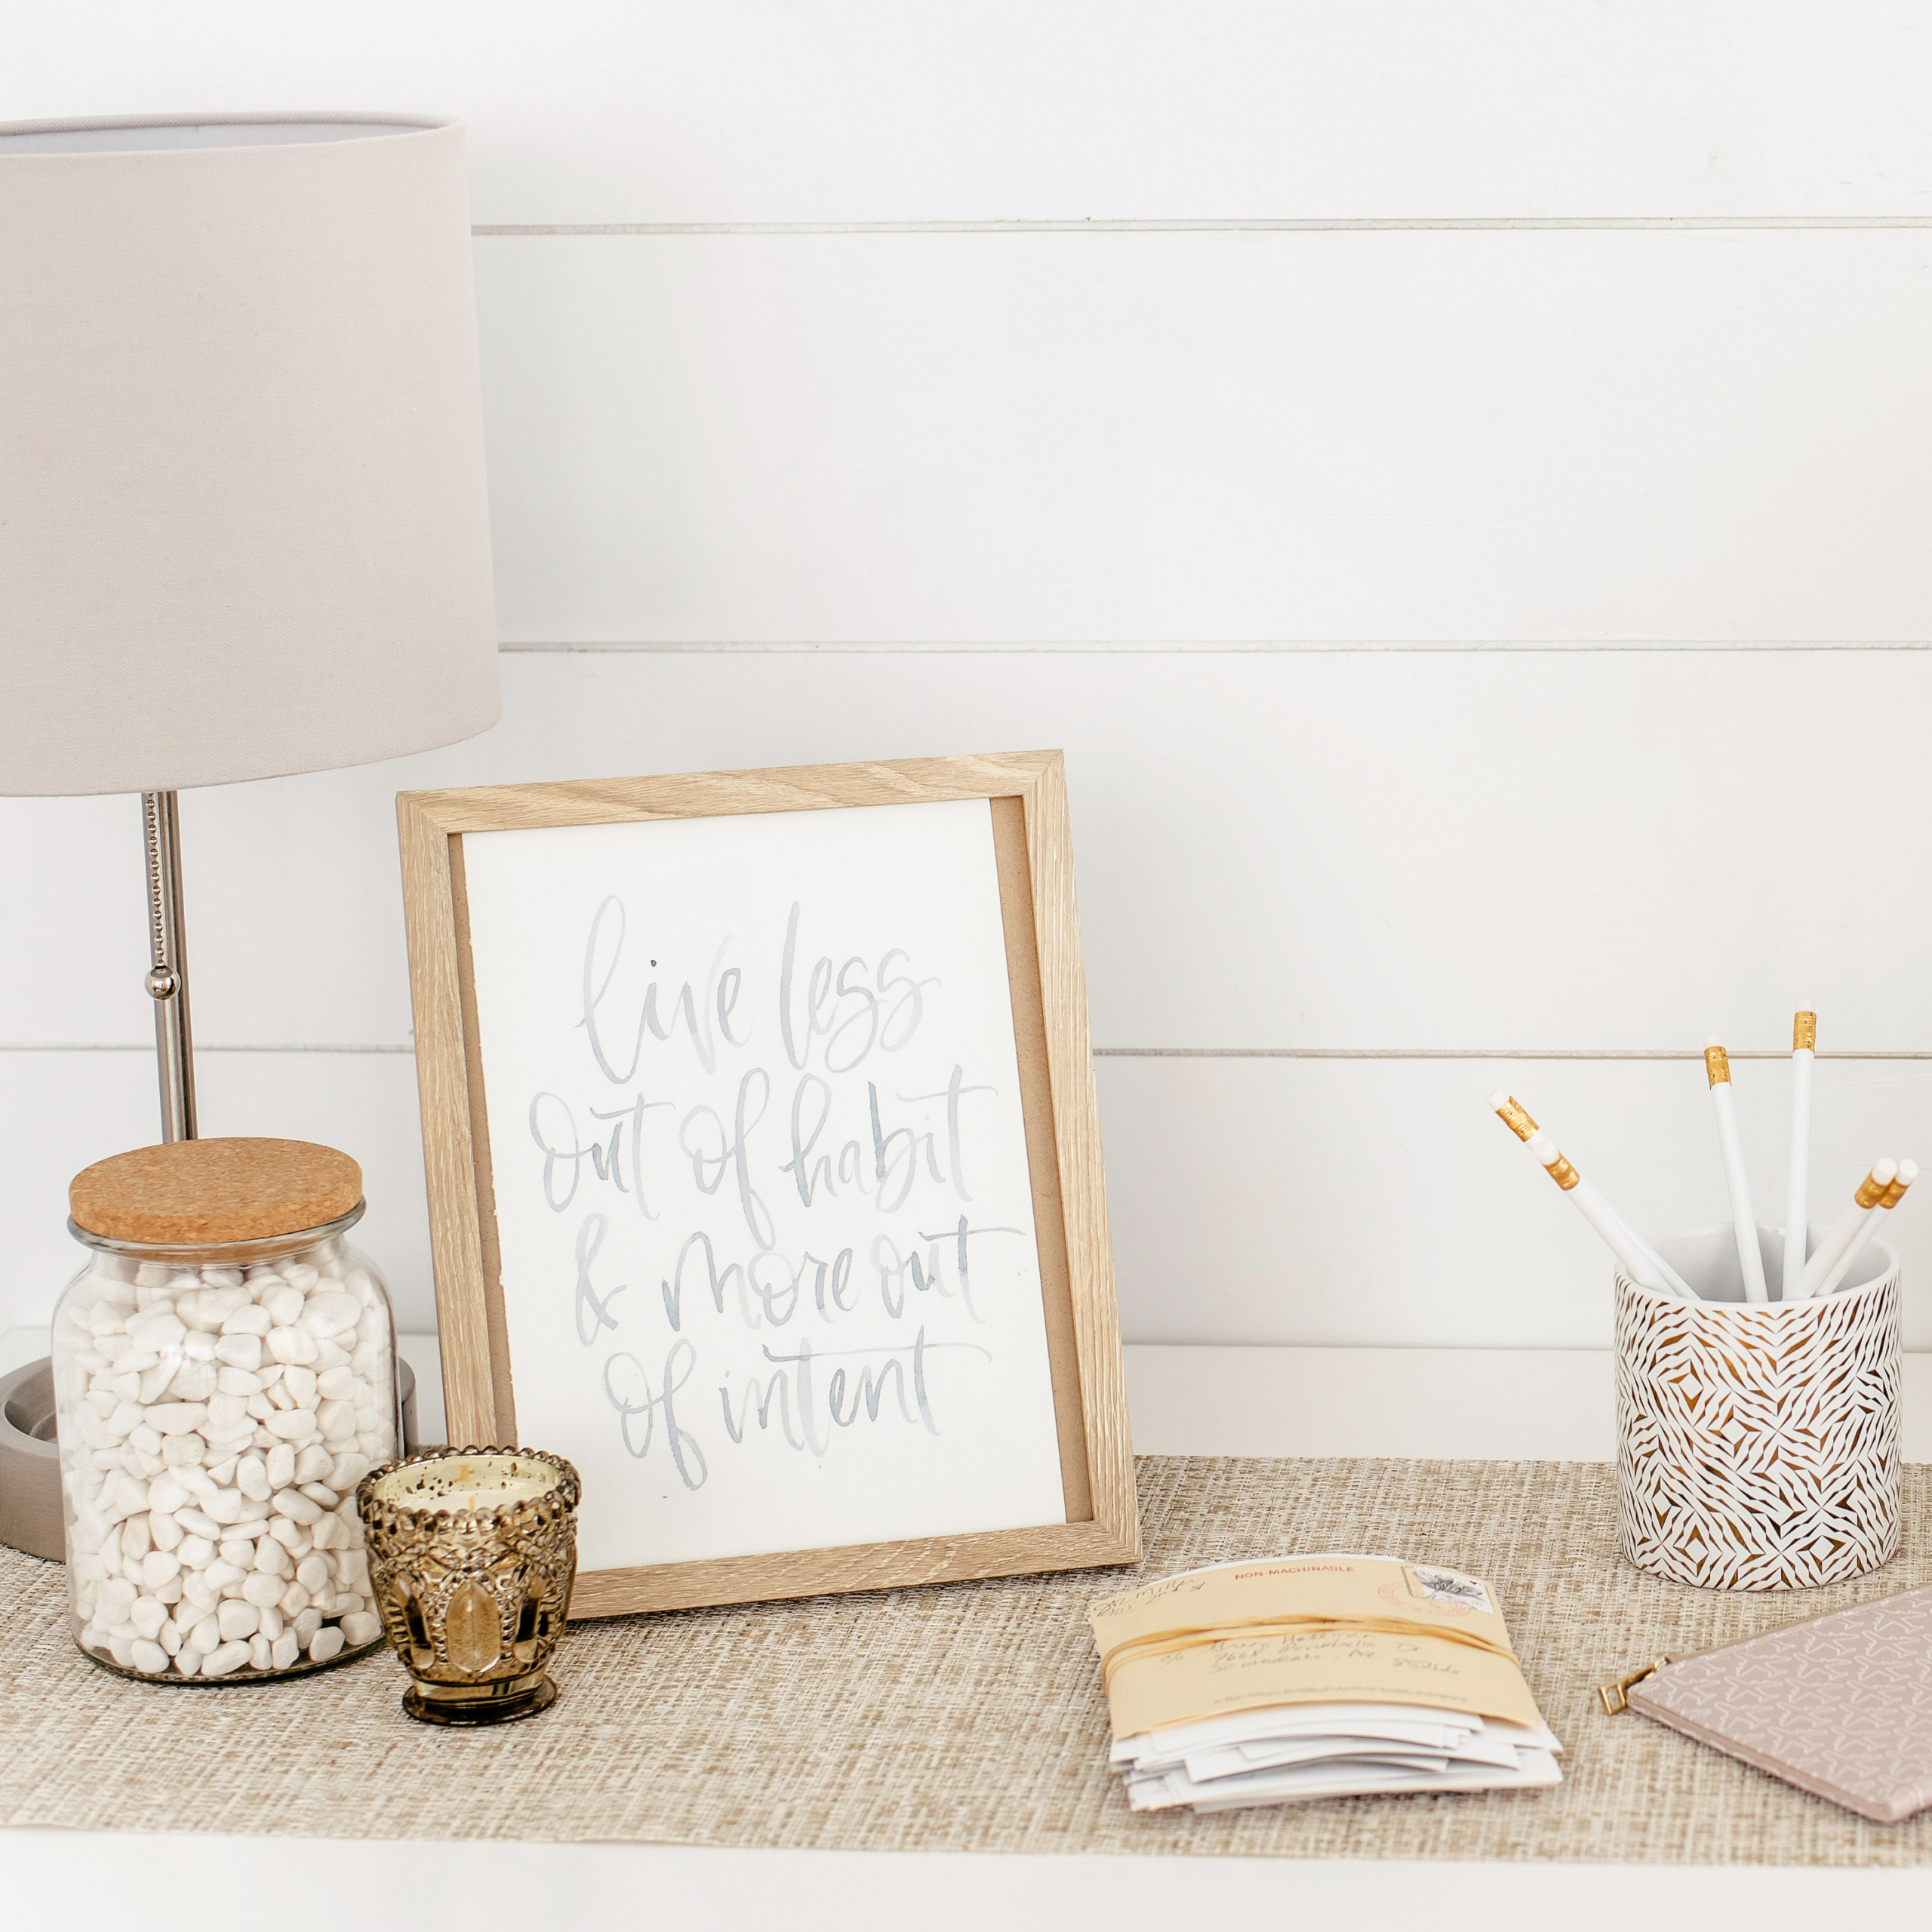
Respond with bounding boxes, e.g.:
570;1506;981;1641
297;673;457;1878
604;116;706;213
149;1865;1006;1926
357;1448;580;1725
1616;1224;1901;1592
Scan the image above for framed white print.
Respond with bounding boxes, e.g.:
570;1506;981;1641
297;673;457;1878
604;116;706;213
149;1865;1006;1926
397;752;1138;1617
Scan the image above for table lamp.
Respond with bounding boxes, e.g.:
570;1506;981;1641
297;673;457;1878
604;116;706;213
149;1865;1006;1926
0;115;500;1137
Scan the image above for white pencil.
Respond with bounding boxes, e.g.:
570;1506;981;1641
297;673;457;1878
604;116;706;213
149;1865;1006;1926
1787;1159;1898;1301
1490;1093;1694;1299
1792;1160;1912;1303
1783;1009;1816;1300
1705;1038;1768;1303
1510;1125;1695;1300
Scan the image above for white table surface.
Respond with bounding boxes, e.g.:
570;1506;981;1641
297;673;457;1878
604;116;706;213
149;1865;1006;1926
10;1333;1932;1929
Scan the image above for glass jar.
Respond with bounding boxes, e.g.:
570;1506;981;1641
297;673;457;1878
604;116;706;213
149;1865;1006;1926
53;1137;400;1683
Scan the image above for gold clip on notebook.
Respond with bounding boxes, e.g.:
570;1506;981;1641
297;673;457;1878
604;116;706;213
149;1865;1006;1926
1602;1583;1932;1824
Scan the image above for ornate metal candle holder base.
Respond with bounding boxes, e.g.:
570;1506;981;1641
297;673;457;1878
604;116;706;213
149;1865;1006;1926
405;1669;558;1727
357;1447;580;1727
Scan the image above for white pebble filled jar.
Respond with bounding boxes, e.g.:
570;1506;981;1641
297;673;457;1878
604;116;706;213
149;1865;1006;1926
53;1138;399;1682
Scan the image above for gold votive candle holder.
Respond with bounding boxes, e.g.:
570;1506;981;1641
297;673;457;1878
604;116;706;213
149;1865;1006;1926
356;1446;580;1726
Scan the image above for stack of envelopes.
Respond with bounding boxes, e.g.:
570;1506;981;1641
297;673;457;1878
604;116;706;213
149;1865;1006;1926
1089;1553;1562;1812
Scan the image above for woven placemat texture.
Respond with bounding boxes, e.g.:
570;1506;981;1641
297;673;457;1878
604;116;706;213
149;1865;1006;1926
8;1456;1932;1861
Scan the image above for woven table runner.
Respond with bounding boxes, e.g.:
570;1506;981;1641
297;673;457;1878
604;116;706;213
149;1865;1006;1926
8;1456;1932;1863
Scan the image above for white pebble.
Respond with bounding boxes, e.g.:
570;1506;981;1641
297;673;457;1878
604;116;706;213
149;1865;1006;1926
295;1554;332;1593
248;1633;273;1671
235;1455;272;1501
281;1264;319;1293
130;1639;171;1675
263;1285;305;1327
129;1311;186;1351
205;1392;250;1432
242;1572;286;1607
193;1285;251;1327
294;1607;323;1645
273;1488;323;1526
264;1408;317;1441
340;1611;383;1647
266;1444;297;1489
141;1549;180;1590
217;1600;261;1641
268;1518;311;1556
299;1292;360;1339
307;1626;346;1663
188;1615;222;1654
146;1471;189;1514
97;1579;137;1627
202;1641;251;1677
146;1401;206;1436
165;1360;218;1402
270;1632;300;1670
221;1303;272;1337
266;1326;319;1367
174;1647;202;1677
130;1596;169;1640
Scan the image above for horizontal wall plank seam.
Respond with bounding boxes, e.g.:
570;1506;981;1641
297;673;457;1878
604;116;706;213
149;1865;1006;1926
8;1044;1930;1063
499;641;1932;655
474;217;1932;237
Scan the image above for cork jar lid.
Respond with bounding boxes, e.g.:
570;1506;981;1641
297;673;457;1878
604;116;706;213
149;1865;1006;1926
70;1138;363;1246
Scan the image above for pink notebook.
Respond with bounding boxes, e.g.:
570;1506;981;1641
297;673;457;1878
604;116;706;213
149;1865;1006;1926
1625;1583;1932;1823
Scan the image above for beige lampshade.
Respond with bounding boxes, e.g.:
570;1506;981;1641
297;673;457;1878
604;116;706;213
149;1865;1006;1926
0;115;500;796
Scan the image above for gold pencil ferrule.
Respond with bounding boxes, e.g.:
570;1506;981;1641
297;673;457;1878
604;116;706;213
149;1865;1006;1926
1496;1096;1537;1141
1880;1177;1909;1210
1704;1044;1730;1086
1545;1153;1580;1192
1855;1173;1888;1210
1793;1012;1817;1051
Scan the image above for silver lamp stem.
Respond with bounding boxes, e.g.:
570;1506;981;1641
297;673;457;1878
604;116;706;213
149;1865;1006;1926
141;790;197;1142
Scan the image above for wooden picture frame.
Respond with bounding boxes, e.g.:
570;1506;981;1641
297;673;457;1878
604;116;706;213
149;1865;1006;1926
396;750;1140;1617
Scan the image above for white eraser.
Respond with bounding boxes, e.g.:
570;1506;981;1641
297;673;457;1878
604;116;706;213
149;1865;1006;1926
1704;1034;1724;1049
1898;1160;1921;1185
1527;1133;1556;1162
1874;1158;1900;1185
1487;1090;1511;1111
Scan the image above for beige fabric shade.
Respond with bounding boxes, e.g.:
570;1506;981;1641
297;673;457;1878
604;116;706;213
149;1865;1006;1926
0;115;500;795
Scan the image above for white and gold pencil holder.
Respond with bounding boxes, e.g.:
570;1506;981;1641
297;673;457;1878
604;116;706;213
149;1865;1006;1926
1616;1224;1900;1592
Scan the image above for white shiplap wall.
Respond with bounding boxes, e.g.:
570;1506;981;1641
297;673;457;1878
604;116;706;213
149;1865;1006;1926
8;4;1932;1352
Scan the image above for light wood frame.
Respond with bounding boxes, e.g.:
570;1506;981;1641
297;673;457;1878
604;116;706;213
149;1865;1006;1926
396;750;1140;1617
